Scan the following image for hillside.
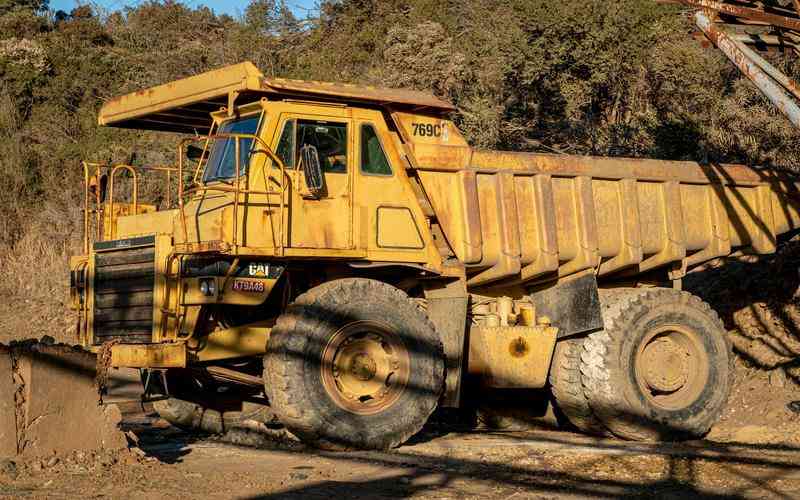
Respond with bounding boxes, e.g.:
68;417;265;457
0;0;799;387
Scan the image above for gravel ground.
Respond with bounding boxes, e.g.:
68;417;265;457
0;404;798;500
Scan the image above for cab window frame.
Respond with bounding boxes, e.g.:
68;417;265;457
275;118;296;170
359;122;394;178
201;111;265;184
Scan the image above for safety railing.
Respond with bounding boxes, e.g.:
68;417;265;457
81;161;178;254
82;132;287;255
176;133;289;255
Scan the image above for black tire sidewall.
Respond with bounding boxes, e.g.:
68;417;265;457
617;298;731;437
267;279;444;449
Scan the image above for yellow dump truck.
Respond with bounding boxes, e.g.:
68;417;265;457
69;62;800;449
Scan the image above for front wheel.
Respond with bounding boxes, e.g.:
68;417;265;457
264;278;445;450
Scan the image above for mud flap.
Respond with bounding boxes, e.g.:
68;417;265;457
0;343;127;458
531;273;603;339
424;279;469;408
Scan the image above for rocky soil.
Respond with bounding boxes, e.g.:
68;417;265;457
0;242;798;498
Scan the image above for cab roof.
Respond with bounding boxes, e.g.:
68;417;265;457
98;61;456;134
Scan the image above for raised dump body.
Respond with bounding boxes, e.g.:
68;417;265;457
69;62;800;451
416;153;800;287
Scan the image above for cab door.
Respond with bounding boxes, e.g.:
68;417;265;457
273;113;353;250
354;118;429;261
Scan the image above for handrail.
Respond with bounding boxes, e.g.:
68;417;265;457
81;132;286;254
81;161;93;254
107;165;138;241
192;122;215;187
177;133;288;255
81;161;105;254
80;161;178;253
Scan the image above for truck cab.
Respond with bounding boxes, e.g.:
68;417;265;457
72;62;463;365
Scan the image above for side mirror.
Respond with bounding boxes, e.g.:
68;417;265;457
186;144;207;162
300;144;324;199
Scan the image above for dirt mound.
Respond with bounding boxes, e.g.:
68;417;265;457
0;341;128;459
686;239;800;444
685;239;800;383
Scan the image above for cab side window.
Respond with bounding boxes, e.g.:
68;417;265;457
360;124;392;176
297;120;348;173
276;120;295;169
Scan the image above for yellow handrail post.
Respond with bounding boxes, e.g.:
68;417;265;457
81;161;90;255
108;165;139;241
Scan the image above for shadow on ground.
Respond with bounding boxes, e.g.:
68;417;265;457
122;409;800;499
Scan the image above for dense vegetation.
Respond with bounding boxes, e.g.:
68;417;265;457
1;0;800;306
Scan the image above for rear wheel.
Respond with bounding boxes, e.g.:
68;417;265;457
264;278;445;450
581;288;733;441
549;338;607;435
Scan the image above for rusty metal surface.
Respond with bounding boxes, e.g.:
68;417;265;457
97;62;454;133
110;343;186;368
731;35;800;101
263;78;456;112
695;11;800;127
424;279;469;408
98;62;264;133
416;151;800;288
467;324;558;389
667;0;800;31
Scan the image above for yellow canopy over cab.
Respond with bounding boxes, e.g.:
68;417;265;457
98;61;456;134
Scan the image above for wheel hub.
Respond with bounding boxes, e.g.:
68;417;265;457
641;337;689;392
321;322;410;415
349;353;377;382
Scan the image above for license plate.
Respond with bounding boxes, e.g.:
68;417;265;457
232;280;265;293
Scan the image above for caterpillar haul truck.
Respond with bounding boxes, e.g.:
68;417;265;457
69;62;800;449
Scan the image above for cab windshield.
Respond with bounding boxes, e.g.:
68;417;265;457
202;114;262;183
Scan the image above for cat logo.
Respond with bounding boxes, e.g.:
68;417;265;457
248;263;270;278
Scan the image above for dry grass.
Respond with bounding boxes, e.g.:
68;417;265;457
0;202;81;342
0;87;82;341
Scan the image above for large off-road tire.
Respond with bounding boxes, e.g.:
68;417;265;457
153;397;275;434
263;278;445;450
152;369;274;434
549;338;608;435
581;288;733;441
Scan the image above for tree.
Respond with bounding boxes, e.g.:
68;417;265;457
0;0;48;15
245;0;298;35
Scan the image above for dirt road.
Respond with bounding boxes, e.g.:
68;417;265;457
0;403;798;500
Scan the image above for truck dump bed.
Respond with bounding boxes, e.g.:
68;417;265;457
415;151;800;287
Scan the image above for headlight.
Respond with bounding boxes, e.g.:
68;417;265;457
199;279;216;296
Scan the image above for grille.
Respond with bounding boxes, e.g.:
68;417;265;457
93;238;156;345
